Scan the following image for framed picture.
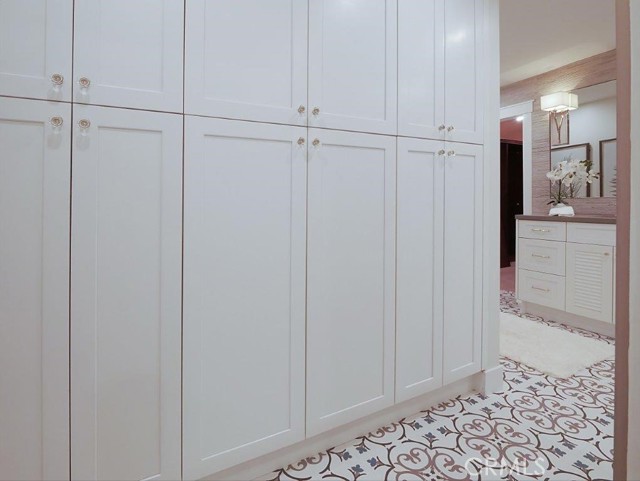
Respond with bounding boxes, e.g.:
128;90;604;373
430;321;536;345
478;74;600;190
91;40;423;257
550;143;592;198
599;138;617;197
549;111;570;146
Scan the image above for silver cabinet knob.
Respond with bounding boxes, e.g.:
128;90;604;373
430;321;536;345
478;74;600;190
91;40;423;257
447;150;455;156
604;252;610;256
437;149;445;155
312;138;320;147
51;74;64;86
312;107;320;116
447;125;455;132
297;137;305;145
297;105;306;114
50;116;64;127
78;119;91;130
78;77;91;89
438;125;446;131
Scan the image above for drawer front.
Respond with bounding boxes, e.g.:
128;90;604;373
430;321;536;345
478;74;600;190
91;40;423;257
518;239;566;276
518;220;566;241
518;269;566;311
567;223;616;246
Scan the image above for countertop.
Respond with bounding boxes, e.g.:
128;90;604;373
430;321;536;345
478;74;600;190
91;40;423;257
515;214;616;225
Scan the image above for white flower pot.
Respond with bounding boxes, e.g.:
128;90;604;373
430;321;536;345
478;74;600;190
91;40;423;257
549;203;575;216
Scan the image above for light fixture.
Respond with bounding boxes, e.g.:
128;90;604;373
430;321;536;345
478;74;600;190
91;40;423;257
515;115;524;122
540;92;579;144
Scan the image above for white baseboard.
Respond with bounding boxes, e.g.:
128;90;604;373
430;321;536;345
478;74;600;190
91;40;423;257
481;364;504;394
521;301;615;338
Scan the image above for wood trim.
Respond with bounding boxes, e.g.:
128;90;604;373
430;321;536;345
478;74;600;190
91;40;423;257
614;1;631;479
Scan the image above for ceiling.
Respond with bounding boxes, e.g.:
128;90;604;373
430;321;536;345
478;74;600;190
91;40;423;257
500;0;616;86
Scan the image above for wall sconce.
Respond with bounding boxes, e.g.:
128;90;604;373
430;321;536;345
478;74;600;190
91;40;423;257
541;92;579;145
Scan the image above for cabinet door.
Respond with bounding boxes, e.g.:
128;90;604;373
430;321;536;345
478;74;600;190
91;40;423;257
396;138;444;402
442;142;483;384
306;129;396;436
73;0;183;112
71;106;182;481
398;0;444;140
183;117;307;479
566;243;614;323
0;0;72;101
0;98;70;481
308;0;397;135
185;0;308;125
443;0;483;145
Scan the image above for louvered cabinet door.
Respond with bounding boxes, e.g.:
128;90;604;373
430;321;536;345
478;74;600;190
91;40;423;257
566;242;614;323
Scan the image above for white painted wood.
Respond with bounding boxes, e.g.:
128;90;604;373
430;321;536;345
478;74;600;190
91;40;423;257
518;269;566;311
567;222;616;246
443;0;484;144
518;219;567;242
442;142;483;384
185;0;308;125
395;137;444;402
397;0;444;140
0;0;72;101
71;105;182;481
518;239;566;276
73;0;183;112
308;0;397;135
566;242;614;323
306;129;396;436
0;97;70;481
182;117;307;480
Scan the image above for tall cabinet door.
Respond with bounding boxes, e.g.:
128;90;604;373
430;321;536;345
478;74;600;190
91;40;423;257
73;0;183;112
443;0;484;145
0;0;72;101
0;98;70;481
183;118;307;480
308;0;397;135
397;0;444;140
396;137;444;402
442;142;483;384
71;105;182;481
306;129;396;436
185;0;308;125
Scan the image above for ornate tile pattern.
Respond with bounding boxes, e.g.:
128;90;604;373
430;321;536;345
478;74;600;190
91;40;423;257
264;292;615;481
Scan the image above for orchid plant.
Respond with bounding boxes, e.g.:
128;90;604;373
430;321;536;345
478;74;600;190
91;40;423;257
546;158;599;206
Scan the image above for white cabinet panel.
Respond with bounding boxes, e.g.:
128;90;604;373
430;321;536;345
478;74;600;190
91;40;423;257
308;0;397;135
185;0;308;125
396;137;444;402
518;220;566;242
398;0;444;139
306;129;396;436
442;142;482;383
0;0;72;101
183;117;306;479
74;0;183;112
71;105;182;481
0;97;70;481
518;269;566;311
566;243;614;323
518;239;566;276
443;0;483;144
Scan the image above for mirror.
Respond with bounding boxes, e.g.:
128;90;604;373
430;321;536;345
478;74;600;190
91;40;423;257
549;80;617;198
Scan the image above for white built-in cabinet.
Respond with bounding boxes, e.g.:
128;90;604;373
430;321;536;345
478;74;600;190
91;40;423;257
0;97;70;481
398;0;484;144
71;105;182;481
306;129;396;436
182;117;307;479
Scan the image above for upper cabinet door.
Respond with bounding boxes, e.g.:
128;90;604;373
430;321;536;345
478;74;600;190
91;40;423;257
443;0;483;144
0;0;72;101
397;0;444;140
185;0;308;125
0;97;70;481
183;117;306;479
306;129;396;436
73;0;184;112
71;105;182;481
442;142;483;384
308;0;397;135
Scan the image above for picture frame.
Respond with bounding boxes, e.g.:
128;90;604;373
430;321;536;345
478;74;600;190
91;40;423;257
599;138;617;197
550;143;592;198
549;111;570;146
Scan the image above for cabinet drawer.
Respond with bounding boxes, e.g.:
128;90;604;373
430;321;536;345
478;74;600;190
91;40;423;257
518;239;566;276
567;223;616;246
518;220;566;241
518;269;565;311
